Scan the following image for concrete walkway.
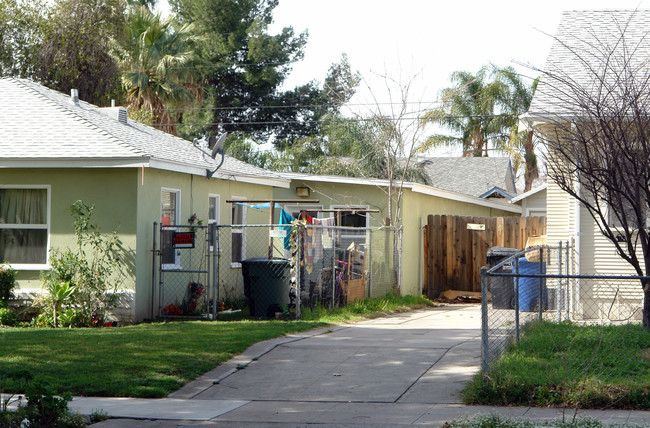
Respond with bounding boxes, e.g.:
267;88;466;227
65;305;650;426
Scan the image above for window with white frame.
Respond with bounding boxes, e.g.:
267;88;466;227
331;205;370;228
161;188;180;268
330;205;369;249
208;195;220;253
208;195;220;224
231;201;246;266
0;186;50;268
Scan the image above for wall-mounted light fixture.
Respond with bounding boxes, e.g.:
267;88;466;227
295;186;310;197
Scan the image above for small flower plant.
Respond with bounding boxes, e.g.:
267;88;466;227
162;303;183;316
162;281;205;316
187;213;203;225
187;281;204;313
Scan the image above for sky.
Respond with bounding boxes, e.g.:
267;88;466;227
158;0;650;155
265;0;648;155
269;1;648;97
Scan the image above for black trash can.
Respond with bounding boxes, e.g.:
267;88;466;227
486;247;519;309
241;257;291;318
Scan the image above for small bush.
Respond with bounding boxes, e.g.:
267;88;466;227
40;201;127;328
0;262;17;304
0;306;18;326
1;373;86;428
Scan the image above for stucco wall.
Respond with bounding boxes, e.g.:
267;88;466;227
1;167;278;322
135;168;275;321
401;189;517;296
275;179;519;297
273;180;390;226
1;168;138;318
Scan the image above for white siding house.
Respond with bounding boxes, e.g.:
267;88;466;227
522;10;650;320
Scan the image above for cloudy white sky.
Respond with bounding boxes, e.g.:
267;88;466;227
160;0;649;154
266;0;649;154
270;1;648;99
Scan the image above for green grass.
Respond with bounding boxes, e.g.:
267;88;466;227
0;295;435;398
463;320;650;409
299;293;435;323
447;414;645;428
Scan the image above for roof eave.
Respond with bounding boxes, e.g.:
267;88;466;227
0;158;149;168
410;183;522;214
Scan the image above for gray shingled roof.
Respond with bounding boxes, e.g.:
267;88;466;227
526;10;650;120
415;157;516;198
0;78;286;184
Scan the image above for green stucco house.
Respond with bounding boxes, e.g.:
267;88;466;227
1;78;523;322
273;172;521;297
0;78;289;322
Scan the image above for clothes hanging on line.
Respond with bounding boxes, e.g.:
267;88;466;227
279;209;295;250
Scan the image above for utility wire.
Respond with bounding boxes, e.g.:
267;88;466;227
154;100;444;112
151;113;517;127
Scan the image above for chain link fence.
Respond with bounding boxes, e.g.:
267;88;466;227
155;224;402;319
480;243;650;408
153;223;216;319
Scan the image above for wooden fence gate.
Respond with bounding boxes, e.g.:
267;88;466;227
424;215;546;299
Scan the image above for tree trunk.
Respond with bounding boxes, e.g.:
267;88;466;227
524;130;538;192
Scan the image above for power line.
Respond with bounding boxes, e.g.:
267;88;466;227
154;100;443;112
150;113;517;127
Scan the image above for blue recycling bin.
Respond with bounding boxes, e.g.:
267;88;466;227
517;257;547;311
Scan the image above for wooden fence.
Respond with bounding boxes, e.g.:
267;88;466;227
424;215;546;299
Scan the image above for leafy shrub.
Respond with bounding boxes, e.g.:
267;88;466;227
1;373;85;428
0;262;17;304
20;380;85;427
41;200;127;327
0;306;18;326
32;312;54;328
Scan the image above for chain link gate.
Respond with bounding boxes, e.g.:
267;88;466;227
152;222;217;319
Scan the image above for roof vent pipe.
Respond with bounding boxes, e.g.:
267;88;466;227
70;89;79;105
111;99;115;107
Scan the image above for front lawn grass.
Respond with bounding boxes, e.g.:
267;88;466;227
463;320;650;409
0;294;435;398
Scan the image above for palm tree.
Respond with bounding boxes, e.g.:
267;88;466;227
114;6;203;135
420;66;508;157
494;66;539;191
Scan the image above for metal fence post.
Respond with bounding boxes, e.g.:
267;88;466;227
296;228;302;320
515;256;520;343
158;225;165;319
397;227;403;294
481;266;489;374
367;228;373;298
151;221;158;320
565;240;571;320
558;241;563;322
211;223;218;319
539;247;544;320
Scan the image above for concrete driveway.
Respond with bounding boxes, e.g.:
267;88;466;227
184;304;480;405
83;304;650;426
85;304;486;426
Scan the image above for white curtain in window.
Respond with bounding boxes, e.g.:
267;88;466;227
0;189;47;264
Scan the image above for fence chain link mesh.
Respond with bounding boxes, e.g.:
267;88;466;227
154;223;216;319
481;242;650;409
151;224;403;319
